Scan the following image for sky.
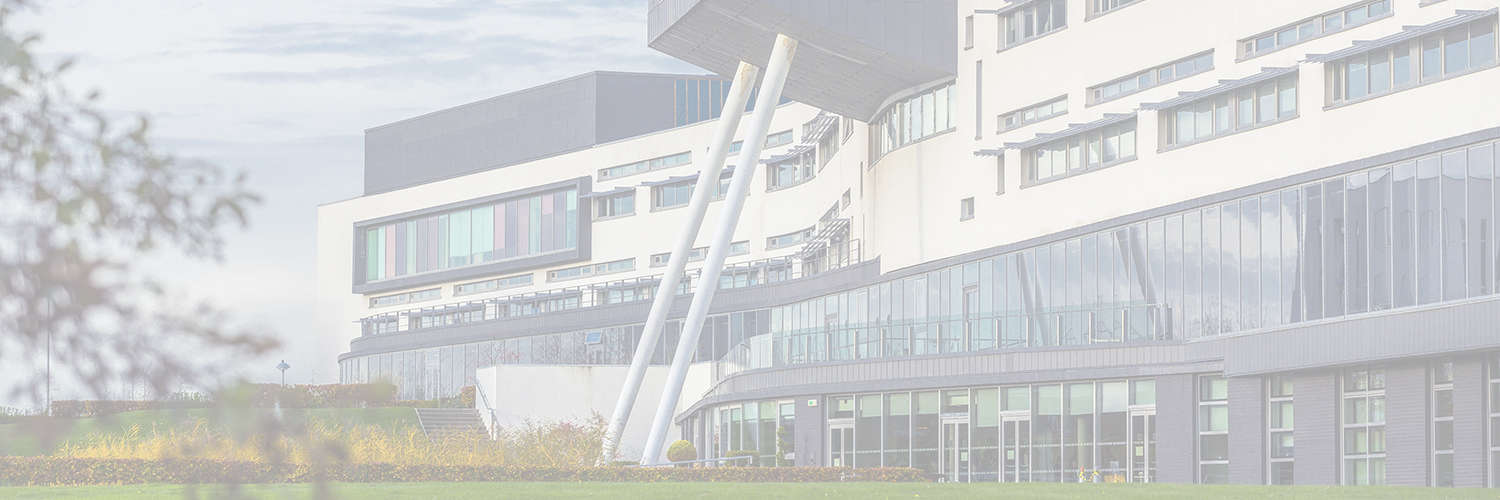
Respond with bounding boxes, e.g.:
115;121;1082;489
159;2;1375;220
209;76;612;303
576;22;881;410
17;0;701;395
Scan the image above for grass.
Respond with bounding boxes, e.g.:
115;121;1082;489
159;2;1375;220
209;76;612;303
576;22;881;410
0;482;1493;500
0;408;418;457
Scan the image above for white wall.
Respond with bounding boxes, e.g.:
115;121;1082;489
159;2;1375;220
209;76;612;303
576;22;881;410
475;362;713;463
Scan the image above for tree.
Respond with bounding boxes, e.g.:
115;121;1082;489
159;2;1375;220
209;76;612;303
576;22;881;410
0;0;275;412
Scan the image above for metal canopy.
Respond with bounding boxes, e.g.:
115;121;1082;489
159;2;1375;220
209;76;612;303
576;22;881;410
978;113;1138;153
1139;67;1297;111
1306;9;1497;63
578;186;636;199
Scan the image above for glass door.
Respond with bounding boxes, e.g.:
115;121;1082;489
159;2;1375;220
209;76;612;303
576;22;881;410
941;419;971;482
829;423;855;467
1001;414;1031;482
1130;410;1156;483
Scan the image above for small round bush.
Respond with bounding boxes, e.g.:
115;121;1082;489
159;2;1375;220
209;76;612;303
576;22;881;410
666;440;697;463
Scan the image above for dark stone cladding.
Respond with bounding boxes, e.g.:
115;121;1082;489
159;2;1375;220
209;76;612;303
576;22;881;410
350;176;592;295
339;258;881;362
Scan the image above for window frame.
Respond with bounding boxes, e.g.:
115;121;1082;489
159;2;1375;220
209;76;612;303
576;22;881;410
1323;15;1498;110
1159;72;1299;152
1339;367;1387;486
1088;50;1214;107
1086;0;1144;21
999;94;1069;133
1237;0;1394;61
1266;375;1294;485
1021;118;1138;187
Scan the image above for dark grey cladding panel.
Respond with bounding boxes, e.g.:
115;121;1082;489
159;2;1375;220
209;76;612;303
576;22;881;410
362;71;704;195
1152;374;1195;484
1226;376;1264;484
677;343;1222;419
1292;372;1338;485
793;397;824;467
342;259;881;360
648;0;956;120
1210;297;1500;376
593;72;681;144
1452;357;1488;487
1383;362;1429;486
364;73;600;195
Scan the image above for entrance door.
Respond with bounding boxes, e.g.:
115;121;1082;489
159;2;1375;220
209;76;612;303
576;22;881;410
1001;415;1031;482
1130;410;1156;483
941;419;971;482
829;424;854;467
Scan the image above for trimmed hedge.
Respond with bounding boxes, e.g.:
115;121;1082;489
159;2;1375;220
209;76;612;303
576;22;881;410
0;457;928;486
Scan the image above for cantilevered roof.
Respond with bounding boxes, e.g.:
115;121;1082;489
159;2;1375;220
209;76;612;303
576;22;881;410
1306;9;1497;63
1140;67;1298;111
762;144;814;164
975;113;1138;155
648;0;956;121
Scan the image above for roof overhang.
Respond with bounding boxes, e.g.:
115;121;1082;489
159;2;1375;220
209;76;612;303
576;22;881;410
648;0;957;121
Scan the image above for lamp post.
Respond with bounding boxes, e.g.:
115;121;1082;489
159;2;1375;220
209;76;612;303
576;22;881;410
276;360;290;388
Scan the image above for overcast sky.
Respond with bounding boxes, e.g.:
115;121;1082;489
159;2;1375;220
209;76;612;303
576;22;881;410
18;0;700;394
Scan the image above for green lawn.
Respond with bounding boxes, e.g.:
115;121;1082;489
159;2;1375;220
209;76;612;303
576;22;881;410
0;482;1493;500
0;407;418;456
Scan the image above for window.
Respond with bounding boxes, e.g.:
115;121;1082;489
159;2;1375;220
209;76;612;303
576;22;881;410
871;82;955;159
1267;375;1294;485
360;187;579;283
453;274;532;296
841;190;852;210
1431;360;1454;487
547;258;635;282
650;246;708;267
960;198;975;221
1198;375;1229;484
965;15;975;49
1341;368;1386;485
765;130;794;149
1324;14;1496;107
369;288;441;308
1238;0;1392;60
1023;117;1137;184
1089;51;1213;106
594;190;635;219
997;0;1067;51
652;180;694;210
1160;72;1297;150
599;151;691;180
999;95;1068;132
674;78;731;127
767;226;815;250
730;240;751;256
767;150;815;191
1088;0;1142;19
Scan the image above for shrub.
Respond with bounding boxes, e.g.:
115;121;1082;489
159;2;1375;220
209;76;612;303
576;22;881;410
458;386;476;409
666;440;696;463
0;457;928;485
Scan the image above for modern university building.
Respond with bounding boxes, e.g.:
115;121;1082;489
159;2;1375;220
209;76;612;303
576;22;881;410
316;0;1500;487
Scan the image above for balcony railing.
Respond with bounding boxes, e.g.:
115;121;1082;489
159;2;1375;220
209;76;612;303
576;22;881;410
359;239;862;336
713;303;1172;381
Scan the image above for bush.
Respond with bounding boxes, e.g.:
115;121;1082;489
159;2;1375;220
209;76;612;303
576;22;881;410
459;386;476;409
0;457;929;485
48;383;403;417
666;440;696;463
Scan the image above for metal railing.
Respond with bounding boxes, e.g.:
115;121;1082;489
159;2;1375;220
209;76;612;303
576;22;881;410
359;240;862;336
713;303;1172;380
474;380;499;440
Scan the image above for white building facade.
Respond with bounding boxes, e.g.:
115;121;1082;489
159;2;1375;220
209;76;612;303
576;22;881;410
317;0;1500;486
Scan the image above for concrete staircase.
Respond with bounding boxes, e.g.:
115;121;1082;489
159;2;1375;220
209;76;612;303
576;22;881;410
415;408;485;440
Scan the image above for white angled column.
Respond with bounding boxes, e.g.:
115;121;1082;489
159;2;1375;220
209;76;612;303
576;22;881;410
597;61;761;465
640;34;798;465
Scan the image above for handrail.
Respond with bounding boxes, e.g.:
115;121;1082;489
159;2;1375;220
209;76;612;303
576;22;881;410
474;381;499;440
358;239;862;336
637;455;754;467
